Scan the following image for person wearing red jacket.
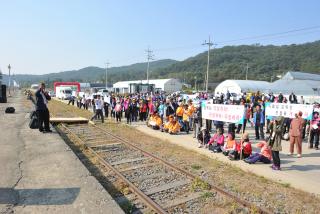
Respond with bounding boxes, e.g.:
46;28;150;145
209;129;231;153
244;140;272;164
228;132;252;160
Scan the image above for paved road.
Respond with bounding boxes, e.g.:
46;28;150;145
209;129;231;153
0;92;124;214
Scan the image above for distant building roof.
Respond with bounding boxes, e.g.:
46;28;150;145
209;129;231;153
113;79;175;89
267;79;320;95
282;71;320;81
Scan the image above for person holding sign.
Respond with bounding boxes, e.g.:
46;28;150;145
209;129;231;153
253;105;265;140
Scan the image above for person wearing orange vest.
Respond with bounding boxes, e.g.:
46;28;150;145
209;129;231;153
183;104;190;134
169;117;181;134
222;133;236;156
162;115;174;132
187;100;195;131
176;103;184;120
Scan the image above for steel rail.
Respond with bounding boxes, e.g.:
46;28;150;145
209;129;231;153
91;123;273;214
57;123;167;214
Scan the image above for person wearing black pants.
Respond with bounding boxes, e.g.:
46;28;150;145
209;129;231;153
268;116;284;171
35;83;52;133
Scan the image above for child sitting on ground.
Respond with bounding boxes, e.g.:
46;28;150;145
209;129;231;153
197;127;211;148
228;132;252;160
244;138;272;164
208;128;224;152
222;133;236;156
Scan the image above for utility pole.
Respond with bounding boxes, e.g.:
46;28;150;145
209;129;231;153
202;36;213;92
8;64;11;97
105;62;110;89
246;63;249;80
145;47;154;85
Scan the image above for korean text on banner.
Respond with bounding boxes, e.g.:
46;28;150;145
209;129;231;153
265;102;313;120
201;102;245;124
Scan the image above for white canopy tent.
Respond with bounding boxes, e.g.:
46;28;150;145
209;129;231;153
214;80;270;95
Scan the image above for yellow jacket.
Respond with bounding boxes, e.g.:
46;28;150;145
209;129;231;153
169;122;181;133
176;106;184;117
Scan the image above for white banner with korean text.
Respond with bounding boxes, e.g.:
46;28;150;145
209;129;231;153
201;102;245;124
265;102;313;120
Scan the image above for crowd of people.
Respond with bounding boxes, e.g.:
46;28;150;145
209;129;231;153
70;90;320;171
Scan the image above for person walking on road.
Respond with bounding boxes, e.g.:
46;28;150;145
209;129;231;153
90;95;104;123
35;83;52;133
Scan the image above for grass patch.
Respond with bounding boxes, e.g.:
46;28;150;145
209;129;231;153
201;191;215;200
191;164;202;170
281;182;291;188
191;177;210;192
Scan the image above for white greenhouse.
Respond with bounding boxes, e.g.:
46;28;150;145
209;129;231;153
214;80;271;95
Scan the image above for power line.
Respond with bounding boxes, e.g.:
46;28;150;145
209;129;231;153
217;25;320;45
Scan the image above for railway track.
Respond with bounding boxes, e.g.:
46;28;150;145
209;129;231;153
55;121;272;214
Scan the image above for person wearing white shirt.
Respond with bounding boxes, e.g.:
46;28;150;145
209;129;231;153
90;95;104;123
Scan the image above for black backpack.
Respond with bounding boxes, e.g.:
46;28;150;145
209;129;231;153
29;117;39;129
5;107;15;113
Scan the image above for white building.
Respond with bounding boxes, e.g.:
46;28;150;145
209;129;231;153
214;80;270;95
113;79;182;94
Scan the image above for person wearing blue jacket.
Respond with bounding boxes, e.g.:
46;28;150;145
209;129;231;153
35;83;51;133
253;105;264;140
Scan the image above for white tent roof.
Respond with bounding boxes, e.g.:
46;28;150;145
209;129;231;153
113;79;173;88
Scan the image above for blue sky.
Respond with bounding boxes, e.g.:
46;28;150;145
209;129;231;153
0;0;319;74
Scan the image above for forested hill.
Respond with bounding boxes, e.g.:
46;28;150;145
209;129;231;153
150;40;320;84
9;41;320;87
11;59;178;87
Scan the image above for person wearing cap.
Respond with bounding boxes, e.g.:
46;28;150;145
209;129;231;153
268;116;284;170
289;113;303;157
182;104;190;134
90;94;104;123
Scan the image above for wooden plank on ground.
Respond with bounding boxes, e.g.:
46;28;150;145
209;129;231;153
144;180;190;196
50;117;89;123
110;157;149;166
162;192;202;209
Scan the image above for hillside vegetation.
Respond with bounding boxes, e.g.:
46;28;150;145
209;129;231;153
9;40;320;87
151;40;320;84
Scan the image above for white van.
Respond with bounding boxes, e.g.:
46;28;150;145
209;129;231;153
56;86;73;100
